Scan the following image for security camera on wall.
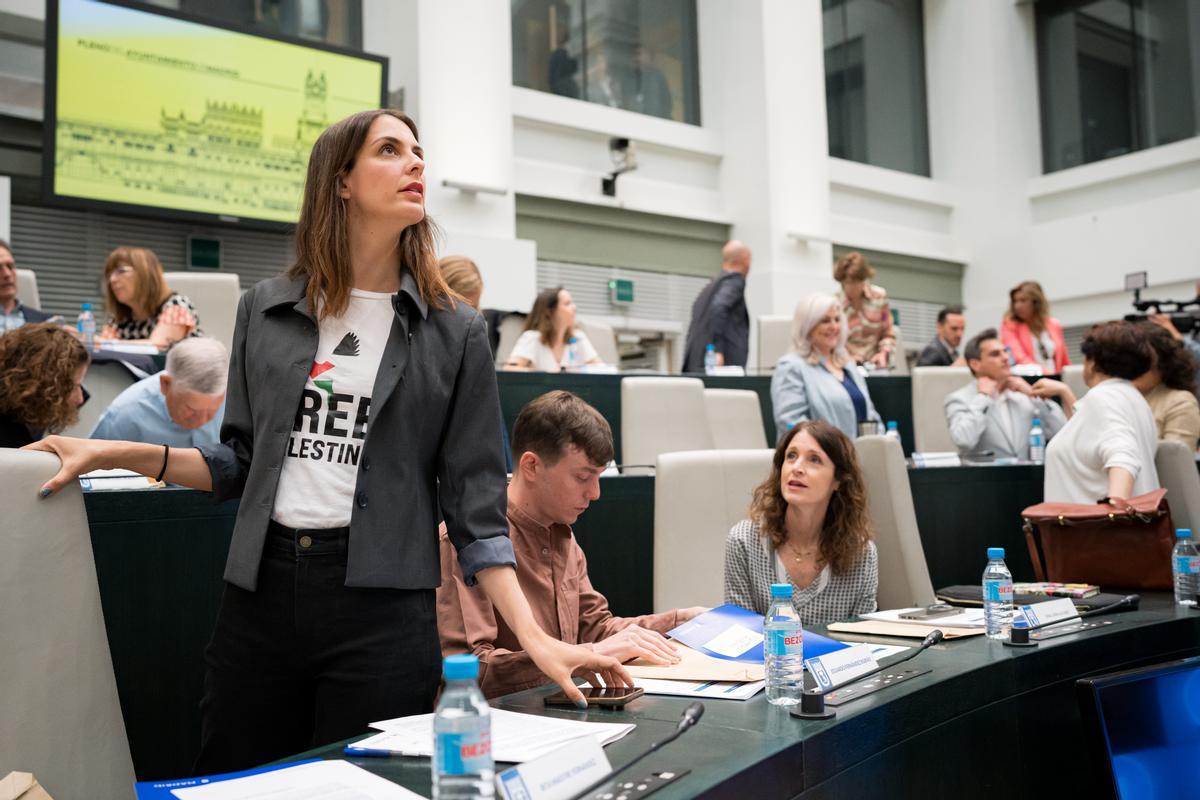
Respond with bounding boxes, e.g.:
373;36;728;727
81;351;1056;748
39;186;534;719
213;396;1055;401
602;137;638;197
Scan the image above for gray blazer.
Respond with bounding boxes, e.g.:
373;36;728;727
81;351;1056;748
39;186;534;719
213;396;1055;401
943;381;1067;460
770;352;881;441
197;273;515;592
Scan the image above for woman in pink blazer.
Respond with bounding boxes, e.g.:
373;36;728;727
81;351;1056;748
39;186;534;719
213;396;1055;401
1000;280;1070;373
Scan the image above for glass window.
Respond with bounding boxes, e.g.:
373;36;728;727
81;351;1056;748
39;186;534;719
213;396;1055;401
511;0;701;125
823;0;930;176
1037;0;1200;173
149;1;363;49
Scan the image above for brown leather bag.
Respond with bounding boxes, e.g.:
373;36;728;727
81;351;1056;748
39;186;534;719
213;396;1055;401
1021;489;1175;590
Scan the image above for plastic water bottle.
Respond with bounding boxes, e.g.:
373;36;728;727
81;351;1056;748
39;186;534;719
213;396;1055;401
77;303;96;351
885;421;901;443
982;547;1014;640
1029;417;1045;464
1173;528;1200;607
704;343;718;373
433;655;493;799
764;583;804;706
563;336;579;371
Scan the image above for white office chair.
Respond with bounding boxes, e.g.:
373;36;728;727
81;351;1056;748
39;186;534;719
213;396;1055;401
1156;439;1200;535
494;313;528;367
911;366;972;452
890;325;909;376
0;449;136;800
704;388;768;450
15;268;40;309
621;377;714;474
162;271;240;349
653;449;774;611
62;361;140;438
576;317;620;366
854;435;937;609
757;315;792;370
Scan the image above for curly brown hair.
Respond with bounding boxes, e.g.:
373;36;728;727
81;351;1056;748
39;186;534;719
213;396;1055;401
1139;321;1197;391
0;323;89;433
832;251;874;284
748;420;873;576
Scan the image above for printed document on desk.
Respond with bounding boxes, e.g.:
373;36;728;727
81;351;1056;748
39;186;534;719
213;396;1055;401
860;608;986;628
635;677;766;701
363;708;634;763
667;604;848;662
140;759;423;799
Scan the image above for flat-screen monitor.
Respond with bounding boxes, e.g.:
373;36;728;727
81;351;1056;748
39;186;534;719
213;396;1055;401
44;0;387;228
1077;655;1200;799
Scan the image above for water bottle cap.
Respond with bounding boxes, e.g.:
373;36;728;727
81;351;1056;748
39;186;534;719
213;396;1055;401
887;421;898;430
443;654;479;680
568;337;577;344
987;547;1005;559
706;344;715;351
1032;418;1041;426
81;302;92;310
770;582;792;598
1177;528;1194;539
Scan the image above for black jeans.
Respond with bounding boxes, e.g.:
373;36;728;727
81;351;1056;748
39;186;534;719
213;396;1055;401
194;523;441;774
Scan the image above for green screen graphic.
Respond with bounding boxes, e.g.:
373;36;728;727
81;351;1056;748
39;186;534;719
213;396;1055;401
53;0;384;224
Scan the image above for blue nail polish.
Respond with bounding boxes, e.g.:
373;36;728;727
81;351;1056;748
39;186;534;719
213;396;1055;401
39;488;51;498
574;699;588;709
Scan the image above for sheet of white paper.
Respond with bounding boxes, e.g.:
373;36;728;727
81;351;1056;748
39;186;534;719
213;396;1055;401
97;341;161;355
634;677;765;701
364;709;634;764
171;760;424;799
864;643;911;660
701;623;762;658
860;608;986;628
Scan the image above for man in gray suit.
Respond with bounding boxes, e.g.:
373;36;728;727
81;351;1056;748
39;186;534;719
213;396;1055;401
681;241;751;373
944;328;1074;460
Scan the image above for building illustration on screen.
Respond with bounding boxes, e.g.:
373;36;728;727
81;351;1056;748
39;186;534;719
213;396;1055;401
54;70;332;220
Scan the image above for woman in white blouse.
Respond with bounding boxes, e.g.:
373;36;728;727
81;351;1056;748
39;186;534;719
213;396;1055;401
503;286;605;372
1044;321;1159;503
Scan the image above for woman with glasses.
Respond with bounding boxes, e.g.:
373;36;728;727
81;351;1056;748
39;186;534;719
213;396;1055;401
99;246;202;348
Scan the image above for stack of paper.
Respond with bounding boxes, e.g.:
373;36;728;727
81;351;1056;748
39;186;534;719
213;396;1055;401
910;452;962;468
135;760;422;799
827;607;987;639
79;468;162;491
356;708;634;763
859;608;986;628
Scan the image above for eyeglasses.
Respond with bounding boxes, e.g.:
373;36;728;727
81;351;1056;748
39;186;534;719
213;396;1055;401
109;265;135;277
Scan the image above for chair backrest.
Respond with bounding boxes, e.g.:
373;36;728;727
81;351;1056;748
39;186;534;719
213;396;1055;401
62;361;139;438
757;315;793;370
15;268;40;309
576;317;620;366
703;388;768;450
1156;439;1200;534
911;366;972;452
162;271;240;349
653;448;774;610
853;435;937;609
1062;364;1088;401
891;325;909;376
621;377;713;473
0;450;135;799
494;313;528;366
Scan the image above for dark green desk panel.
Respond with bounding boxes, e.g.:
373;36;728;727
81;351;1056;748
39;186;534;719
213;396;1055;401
863;375;913;456
302;597;1200;798
571;475;655;618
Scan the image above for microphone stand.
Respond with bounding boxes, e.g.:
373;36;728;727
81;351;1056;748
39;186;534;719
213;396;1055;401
1004;593;1139;647
790;630;944;721
568;702;704;800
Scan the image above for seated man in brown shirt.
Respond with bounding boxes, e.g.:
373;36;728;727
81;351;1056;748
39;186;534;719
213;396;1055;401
437;390;706;699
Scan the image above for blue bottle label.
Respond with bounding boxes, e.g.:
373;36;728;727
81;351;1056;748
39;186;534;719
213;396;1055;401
1175;555;1200;575
984;580;1012;603
765;627;803;657
436;730;492;775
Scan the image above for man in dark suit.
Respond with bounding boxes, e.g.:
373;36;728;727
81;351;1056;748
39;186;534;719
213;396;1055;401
682;240;751;372
0;238;53;333
916;305;966;367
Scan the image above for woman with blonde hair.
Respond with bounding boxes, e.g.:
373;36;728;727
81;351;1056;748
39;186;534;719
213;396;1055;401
504;285;604;371
834;251;895;368
770;293;882;441
724;420;878;625
1001;280;1070;373
26;108;627;771
99;246;202;347
438;254;483;310
0;323;89;447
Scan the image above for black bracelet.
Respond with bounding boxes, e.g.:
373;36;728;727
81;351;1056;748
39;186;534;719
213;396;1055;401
154;444;169;483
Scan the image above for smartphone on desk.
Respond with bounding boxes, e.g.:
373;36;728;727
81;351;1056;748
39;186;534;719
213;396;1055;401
899;603;958;621
544;686;644;708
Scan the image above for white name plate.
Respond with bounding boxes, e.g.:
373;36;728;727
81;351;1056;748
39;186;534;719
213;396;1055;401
804;643;879;692
496;735;611;800
1018;597;1079;628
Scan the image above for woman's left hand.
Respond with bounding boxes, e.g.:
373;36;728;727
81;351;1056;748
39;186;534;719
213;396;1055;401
870;350;890;368
523;632;633;707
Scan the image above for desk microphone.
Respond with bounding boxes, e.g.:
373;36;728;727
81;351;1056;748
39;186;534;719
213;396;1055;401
790;630;944;720
1004;593;1139;647
568;702;704;800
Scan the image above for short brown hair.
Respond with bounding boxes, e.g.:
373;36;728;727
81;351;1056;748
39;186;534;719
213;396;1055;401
0;323;89;433
1081;320;1152;380
523;286;575;347
833;251;874;283
748;420;873;576
439;255;483;299
512;390;613;466
103;246;170;324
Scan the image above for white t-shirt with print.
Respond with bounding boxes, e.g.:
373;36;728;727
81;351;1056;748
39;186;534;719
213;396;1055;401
272;289;394;528
508;329;600;372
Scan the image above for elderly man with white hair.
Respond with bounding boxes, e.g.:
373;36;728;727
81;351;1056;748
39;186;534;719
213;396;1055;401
770;292;882;442
90;337;228;447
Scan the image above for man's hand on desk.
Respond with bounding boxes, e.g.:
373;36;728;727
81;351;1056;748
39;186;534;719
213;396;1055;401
594;625;681;665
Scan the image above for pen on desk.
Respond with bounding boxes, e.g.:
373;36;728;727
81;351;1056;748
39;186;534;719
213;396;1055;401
343;746;397;758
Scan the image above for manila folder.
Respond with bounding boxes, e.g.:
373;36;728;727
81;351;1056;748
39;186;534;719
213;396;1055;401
626;643;765;682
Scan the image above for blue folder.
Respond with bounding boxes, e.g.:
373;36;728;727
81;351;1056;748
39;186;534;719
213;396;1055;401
134;759;322;798
667;603;848;663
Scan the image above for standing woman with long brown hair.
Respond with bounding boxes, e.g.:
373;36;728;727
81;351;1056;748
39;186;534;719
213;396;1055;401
26;109;628;772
